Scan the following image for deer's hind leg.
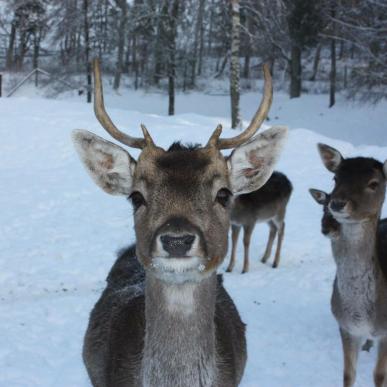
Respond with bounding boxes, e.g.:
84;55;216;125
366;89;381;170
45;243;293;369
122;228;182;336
261;220;277;264
374;337;387;387
272;220;285;268
340;328;363;387
242;223;254;274
226;224;241;273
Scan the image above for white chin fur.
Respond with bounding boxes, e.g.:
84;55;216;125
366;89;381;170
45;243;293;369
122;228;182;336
150;257;210;283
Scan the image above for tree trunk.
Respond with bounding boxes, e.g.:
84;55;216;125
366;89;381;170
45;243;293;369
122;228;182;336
153;3;165;86
168;0;179;116
207;0;215;58
242;11;251;79
83;0;92;103
243;53;250;79
33;30;41;86
133;35;139;90
329;37;336;107
309;43;321;81
329;5;336;108
15;31;29;71
230;0;241;128
197;0;205;76
6;22;16;70
289;45;301;98
191;0;204;87
113;0;128;90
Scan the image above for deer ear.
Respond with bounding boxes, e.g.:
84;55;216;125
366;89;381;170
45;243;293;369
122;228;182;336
383;160;387;180
72;129;136;195
309;188;327;205
227;126;288;195
318;143;343;172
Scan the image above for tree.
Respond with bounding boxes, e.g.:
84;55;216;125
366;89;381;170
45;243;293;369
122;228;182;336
113;0;129;90
83;0;91;103
284;0;323;98
230;0;241;128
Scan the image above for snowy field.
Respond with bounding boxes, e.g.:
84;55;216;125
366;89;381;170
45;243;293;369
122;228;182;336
1;89;387;386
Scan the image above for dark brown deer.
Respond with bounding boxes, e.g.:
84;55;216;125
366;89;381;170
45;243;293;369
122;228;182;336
309;189;340;239
72;59;288;387
226;171;292;273
317;143;387;387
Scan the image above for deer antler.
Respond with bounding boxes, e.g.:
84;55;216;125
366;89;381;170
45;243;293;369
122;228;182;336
207;64;273;149
93;58;150;149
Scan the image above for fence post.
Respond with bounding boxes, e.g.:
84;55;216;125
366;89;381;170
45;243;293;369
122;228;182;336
0;74;2;97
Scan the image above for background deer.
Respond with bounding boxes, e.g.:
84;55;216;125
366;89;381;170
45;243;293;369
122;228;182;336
309;189;340;239
317;143;387;387
226;171;292;273
72;59;287;387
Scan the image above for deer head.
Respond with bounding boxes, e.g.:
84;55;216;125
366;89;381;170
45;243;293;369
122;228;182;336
318;144;387;223
309;188;340;238
72;59;287;283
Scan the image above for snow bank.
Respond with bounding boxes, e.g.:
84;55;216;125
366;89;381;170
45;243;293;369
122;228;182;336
0;96;386;386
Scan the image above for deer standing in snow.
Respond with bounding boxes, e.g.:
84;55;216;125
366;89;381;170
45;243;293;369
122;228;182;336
226;171;292;273
316;143;387;387
72;59;287;387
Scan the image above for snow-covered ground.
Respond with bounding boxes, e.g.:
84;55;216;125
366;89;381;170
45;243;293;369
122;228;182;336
0;90;386;386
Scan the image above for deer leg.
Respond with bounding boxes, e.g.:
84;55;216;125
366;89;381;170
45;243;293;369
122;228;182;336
261;220;277;264
226;225;241;273
242;224;254;274
272;221;285;268
374;338;387;387
340;328;362;387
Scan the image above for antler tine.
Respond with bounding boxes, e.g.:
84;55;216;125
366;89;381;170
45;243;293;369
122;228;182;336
93;58;146;149
215;63;273;150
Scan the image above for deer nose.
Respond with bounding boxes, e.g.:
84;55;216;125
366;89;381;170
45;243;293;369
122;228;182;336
330;199;347;212
160;234;196;257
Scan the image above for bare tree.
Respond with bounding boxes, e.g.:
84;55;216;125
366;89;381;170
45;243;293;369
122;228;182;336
113;0;129;90
230;0;241;128
83;0;91;103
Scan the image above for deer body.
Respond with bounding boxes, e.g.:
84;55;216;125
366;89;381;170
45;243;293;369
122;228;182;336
73;60;287;387
315;144;387;387
227;171;292;272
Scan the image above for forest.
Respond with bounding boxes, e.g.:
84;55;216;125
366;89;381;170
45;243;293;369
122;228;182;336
0;0;386;123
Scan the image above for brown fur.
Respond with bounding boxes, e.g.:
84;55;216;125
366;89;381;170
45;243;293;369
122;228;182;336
318;143;387;387
73;125;287;387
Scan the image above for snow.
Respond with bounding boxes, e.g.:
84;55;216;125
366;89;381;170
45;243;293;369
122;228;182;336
1;91;386;387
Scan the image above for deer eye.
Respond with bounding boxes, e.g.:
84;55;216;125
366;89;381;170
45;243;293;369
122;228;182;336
368;180;379;191
129;191;146;211
216;188;232;208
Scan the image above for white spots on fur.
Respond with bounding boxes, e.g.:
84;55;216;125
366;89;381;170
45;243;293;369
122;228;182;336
228;126;288;195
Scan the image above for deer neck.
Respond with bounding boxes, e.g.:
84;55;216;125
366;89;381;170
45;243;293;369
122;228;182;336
333;216;381;298
141;272;217;387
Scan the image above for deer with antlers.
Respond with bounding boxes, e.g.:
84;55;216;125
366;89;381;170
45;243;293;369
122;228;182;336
72;59;287;387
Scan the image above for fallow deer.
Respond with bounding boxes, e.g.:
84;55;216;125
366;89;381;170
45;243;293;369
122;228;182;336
309;188;374;352
309;189;340;239
226;171;292;273
317;143;387;387
72;59;287;387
